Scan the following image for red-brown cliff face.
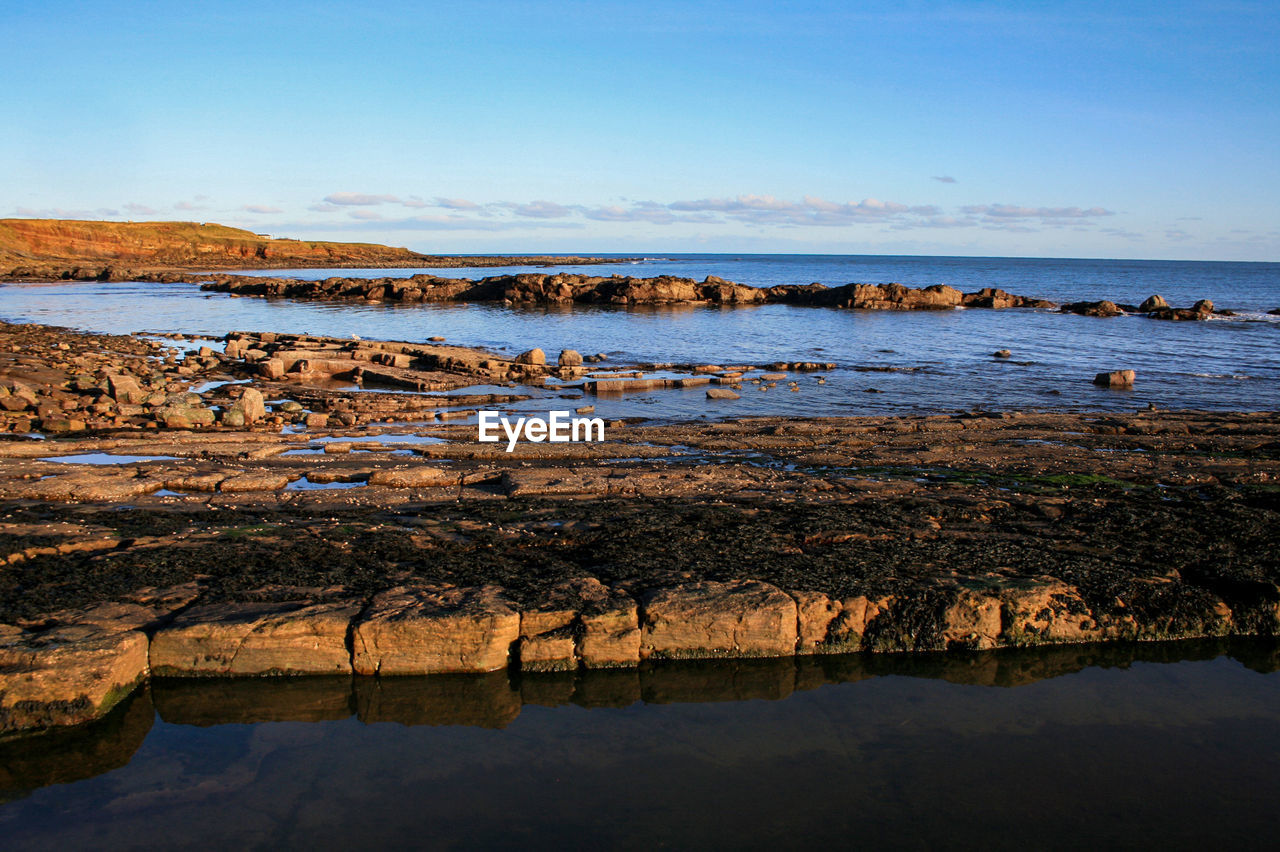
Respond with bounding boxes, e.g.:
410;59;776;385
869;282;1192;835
0;219;429;269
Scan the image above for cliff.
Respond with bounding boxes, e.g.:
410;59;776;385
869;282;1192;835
0;218;434;270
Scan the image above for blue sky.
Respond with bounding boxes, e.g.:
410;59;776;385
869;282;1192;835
4;1;1277;260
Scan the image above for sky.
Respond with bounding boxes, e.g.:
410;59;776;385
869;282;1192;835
4;0;1278;261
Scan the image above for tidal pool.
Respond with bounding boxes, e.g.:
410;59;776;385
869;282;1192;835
1;640;1278;850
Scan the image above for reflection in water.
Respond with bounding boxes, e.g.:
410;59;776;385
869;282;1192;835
1;640;1279;849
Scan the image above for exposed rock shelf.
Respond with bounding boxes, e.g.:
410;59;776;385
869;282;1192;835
197;270;1054;310
3;407;1279;734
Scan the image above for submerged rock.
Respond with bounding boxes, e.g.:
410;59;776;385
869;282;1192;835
1094;369;1136;388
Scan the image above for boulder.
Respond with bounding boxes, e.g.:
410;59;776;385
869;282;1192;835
149;600;360;676
706;388;741;400
640;580;798;659
1094;369;1136;388
1138;294;1169;312
515;348;546;366
158;404;216;428
351;585;520;675
557;349;583;367
231;388;266;424
993;349;1012;358
1193;299;1214;314
106;374;147;404
259;358;286;380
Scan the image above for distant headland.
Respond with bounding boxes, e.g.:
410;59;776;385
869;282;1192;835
0;218;623;276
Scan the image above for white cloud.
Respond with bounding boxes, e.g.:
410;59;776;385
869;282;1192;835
502;200;575;219
962;203;1113;219
240;204;283;214
13;206;121;219
323;192;403;206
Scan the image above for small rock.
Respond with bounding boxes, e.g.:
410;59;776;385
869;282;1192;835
706;388;740;400
428;335;446;342
994;349;1012;359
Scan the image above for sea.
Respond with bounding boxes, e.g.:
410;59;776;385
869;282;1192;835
1;254;1277;421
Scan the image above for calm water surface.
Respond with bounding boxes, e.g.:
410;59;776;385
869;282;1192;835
1;642;1278;850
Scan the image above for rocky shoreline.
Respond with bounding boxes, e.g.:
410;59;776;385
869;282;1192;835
2;320;1278;736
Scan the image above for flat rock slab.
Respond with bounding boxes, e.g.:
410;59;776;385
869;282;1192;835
640;580;798;659
0;625;149;733
367;466;461;488
150;600;360;676
4;471;164;502
352;585;519;675
218;472;294;492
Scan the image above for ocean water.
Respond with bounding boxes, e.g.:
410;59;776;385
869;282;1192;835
2;645;1278;850
2;254;1277;419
